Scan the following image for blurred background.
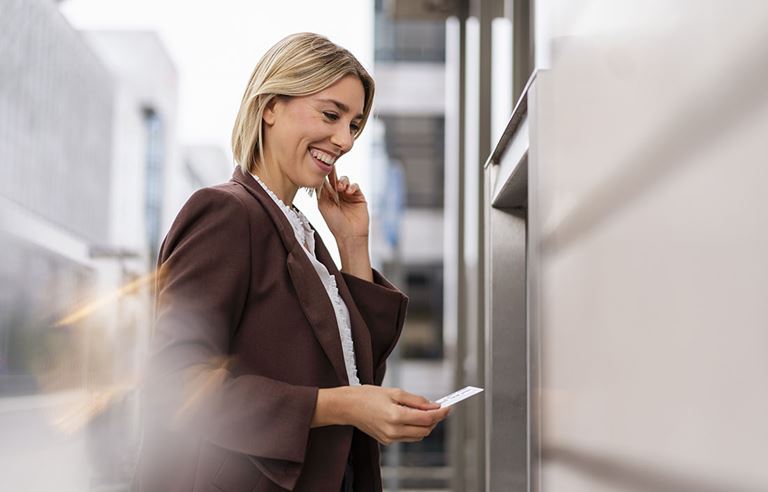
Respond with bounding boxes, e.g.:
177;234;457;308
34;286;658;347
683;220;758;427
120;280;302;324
2;0;768;491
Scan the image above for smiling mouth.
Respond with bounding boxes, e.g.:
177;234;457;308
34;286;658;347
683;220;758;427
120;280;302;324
308;147;337;173
309;147;337;166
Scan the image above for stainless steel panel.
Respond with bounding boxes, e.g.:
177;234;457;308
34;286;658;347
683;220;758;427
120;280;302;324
484;75;536;492
486;205;528;491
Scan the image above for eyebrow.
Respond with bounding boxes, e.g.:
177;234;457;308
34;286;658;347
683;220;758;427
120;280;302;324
318;98;364;120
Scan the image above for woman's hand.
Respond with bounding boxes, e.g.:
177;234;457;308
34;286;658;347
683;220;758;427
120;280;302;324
317;168;369;243
312;385;452;445
349;385;452;445
317;168;373;281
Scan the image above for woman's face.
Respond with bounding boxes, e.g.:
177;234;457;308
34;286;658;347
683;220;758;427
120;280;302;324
261;75;365;192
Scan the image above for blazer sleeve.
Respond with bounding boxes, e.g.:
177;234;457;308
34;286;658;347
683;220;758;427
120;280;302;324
341;270;408;385
145;186;317;490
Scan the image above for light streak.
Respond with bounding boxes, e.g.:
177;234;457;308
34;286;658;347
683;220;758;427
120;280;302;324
53;269;160;327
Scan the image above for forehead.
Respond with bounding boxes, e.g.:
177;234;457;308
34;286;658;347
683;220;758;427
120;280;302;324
309;75;365;117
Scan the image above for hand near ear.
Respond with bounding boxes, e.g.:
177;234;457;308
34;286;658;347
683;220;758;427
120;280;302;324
317;167;369;243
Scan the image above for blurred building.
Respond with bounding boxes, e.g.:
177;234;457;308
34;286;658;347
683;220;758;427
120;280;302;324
84;30;180;266
0;0;114;396
0;1;224;490
373;0;447;362
371;1;452;490
181;144;233;196
1;1;119;490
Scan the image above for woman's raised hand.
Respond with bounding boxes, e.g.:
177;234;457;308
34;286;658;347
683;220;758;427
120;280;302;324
317;168;370;243
312;385;452;445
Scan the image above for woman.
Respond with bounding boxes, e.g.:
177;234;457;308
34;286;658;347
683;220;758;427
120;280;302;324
133;33;450;492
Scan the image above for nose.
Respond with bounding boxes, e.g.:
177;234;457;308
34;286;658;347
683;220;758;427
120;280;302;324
330;124;354;154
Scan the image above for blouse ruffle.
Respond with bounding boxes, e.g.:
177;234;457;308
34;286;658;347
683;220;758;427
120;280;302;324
252;174;361;386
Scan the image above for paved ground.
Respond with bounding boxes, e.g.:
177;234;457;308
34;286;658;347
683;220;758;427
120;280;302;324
0;392;91;491
0;391;136;491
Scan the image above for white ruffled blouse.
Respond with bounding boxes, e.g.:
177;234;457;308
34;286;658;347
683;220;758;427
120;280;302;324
252;174;360;386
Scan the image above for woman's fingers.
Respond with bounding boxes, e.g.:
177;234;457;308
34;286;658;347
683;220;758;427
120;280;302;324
397;405;451;427
330;167;339;188
321;177;339;205
389;424;434;443
322;171;363;203
375;422;436;446
324;168;339;203
336;175;360;194
347;385;452;446
391;389;440;411
322;174;366;205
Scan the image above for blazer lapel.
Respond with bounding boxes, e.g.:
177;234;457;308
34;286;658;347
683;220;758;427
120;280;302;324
313;237;375;385
231;168;349;386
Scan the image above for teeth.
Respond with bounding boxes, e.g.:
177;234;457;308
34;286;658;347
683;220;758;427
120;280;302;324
310;148;336;165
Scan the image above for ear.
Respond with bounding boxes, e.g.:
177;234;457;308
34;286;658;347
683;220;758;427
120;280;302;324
262;96;279;126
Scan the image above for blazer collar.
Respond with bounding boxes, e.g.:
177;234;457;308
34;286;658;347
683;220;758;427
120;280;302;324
231;167;298;253
230;167;374;385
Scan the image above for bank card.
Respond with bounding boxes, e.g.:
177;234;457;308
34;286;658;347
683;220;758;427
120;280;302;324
435;386;484;408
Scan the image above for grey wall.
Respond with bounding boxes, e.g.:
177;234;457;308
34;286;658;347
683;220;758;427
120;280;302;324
0;0;113;244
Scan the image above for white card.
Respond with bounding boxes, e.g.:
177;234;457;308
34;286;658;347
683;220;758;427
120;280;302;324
435;386;484;408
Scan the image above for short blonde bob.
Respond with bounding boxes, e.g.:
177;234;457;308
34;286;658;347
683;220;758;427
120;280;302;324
232;33;375;174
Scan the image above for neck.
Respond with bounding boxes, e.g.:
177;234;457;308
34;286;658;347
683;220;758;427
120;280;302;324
253;163;298;206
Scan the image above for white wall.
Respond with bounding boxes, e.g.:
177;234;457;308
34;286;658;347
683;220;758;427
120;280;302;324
374;62;446;116
530;2;768;490
85;30;182;250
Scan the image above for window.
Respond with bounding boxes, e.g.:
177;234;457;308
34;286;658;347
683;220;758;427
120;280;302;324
143;108;163;264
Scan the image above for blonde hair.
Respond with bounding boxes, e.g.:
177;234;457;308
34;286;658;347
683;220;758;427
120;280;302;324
232;33;375;174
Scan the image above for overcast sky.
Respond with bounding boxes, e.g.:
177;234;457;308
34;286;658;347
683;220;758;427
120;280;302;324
61;0;374;154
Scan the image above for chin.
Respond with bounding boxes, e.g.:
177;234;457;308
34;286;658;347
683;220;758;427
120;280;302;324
292;171;324;193
308;175;326;191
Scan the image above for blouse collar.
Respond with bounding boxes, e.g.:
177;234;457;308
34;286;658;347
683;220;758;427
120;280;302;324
251;173;315;247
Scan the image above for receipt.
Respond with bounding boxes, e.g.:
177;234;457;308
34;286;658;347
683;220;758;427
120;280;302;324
435;386;484;408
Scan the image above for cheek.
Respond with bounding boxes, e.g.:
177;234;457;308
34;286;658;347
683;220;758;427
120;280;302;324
296;107;326;130
288;103;316;125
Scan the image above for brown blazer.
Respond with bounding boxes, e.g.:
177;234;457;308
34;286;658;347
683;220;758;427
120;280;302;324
133;167;408;492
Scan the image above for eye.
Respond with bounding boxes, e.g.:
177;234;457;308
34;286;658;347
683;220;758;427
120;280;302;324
350;123;361;135
322;111;339;121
